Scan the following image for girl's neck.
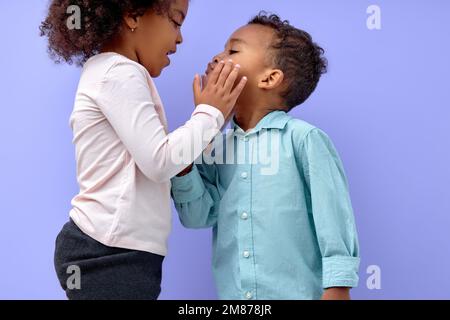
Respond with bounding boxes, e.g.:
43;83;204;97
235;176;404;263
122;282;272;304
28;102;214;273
100;40;138;64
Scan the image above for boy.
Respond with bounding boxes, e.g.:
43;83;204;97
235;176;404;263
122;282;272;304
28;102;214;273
171;13;360;300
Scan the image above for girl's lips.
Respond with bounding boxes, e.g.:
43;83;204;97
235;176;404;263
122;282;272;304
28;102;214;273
165;49;176;66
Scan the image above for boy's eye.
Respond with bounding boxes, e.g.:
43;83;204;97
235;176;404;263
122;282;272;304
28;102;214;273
171;18;182;28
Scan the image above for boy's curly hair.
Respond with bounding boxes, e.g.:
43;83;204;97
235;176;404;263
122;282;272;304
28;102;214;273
249;12;328;110
40;0;174;66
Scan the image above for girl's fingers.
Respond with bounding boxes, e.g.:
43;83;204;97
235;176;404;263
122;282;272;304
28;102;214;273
208;60;225;86
201;74;208;90
223;64;241;93
193;74;201;101
216;60;234;87
230;76;248;100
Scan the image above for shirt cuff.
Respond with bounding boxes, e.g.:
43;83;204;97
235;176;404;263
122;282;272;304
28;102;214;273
192;104;225;129
322;256;360;288
171;165;205;203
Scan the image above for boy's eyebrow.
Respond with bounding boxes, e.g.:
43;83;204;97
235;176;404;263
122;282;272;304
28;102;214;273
225;38;247;48
174;9;186;21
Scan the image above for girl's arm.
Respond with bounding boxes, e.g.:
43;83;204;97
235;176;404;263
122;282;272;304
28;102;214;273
95;60;241;182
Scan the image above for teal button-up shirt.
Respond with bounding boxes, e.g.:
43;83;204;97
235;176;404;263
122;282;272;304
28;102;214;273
171;110;360;300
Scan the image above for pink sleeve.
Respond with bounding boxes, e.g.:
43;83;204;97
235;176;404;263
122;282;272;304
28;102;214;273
95;61;224;182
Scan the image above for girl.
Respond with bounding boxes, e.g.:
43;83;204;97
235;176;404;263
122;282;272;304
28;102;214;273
40;0;247;300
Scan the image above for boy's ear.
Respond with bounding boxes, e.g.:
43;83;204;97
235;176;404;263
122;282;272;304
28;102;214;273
258;69;284;90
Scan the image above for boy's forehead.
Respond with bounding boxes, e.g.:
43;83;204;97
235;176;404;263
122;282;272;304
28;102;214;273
227;24;275;47
171;0;189;18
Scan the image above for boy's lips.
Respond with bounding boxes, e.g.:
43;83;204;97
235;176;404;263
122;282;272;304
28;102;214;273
205;63;214;75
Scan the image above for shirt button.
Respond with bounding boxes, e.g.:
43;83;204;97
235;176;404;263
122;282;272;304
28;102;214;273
241;172;248;179
245;292;253;299
241;212;248;220
243;250;250;258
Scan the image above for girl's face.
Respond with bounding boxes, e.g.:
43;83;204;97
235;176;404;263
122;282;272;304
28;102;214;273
134;0;189;77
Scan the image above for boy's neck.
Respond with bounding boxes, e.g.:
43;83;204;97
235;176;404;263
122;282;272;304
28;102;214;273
233;104;285;132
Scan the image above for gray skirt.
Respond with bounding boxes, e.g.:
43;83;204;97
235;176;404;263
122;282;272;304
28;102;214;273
54;219;164;300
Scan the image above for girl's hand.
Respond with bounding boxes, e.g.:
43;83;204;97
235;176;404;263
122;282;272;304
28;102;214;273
193;59;247;121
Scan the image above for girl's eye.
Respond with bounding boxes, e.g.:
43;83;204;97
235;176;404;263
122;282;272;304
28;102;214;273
229;50;239;55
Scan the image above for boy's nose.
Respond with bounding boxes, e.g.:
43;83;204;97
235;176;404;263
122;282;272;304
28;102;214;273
176;30;183;45
207;56;219;73
213;52;226;64
208;53;226;74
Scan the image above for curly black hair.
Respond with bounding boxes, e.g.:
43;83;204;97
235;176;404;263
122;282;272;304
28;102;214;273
248;12;328;110
40;0;174;66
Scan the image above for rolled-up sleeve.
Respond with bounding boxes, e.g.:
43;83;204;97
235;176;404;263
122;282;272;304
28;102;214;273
299;128;360;288
171;165;206;203
171;164;220;228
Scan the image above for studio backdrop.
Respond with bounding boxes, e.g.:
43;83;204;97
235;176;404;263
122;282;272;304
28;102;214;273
0;0;449;299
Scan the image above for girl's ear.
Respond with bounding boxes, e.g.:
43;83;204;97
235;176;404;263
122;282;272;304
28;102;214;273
124;13;141;31
258;69;284;90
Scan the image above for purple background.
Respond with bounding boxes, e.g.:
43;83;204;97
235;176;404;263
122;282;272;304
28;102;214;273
1;0;449;299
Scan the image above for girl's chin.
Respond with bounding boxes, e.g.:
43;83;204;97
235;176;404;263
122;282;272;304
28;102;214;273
149;67;163;78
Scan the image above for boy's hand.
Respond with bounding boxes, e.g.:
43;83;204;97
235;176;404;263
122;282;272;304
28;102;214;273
193;59;247;121
321;287;351;300
176;164;193;177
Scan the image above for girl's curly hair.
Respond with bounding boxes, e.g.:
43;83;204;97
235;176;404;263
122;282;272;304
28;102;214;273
249;12;328;110
40;0;174;66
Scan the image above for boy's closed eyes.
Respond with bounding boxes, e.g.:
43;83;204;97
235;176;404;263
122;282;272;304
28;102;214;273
204;13;327;121
204;24;286;110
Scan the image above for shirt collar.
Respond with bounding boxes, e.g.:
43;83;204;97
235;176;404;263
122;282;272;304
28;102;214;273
231;110;290;135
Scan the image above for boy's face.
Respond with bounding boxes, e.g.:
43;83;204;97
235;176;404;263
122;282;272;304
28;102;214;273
205;24;278;103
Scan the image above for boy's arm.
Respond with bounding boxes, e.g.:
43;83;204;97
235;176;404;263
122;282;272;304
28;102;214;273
321;287;351;300
171;161;220;229
298;128;360;298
